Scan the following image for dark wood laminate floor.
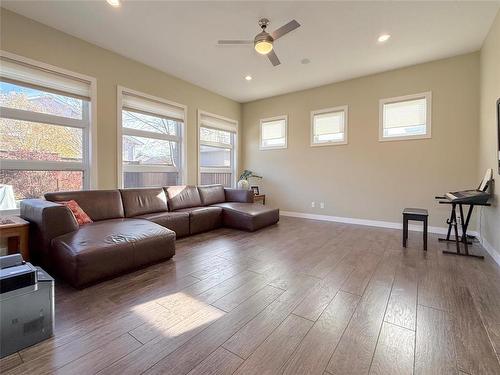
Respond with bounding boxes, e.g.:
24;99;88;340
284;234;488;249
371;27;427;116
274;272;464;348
2;216;500;375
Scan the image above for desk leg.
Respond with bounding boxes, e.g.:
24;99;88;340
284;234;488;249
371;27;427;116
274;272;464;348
19;227;30;261
442;204;484;259
459;204;469;255
423;216;428;251
452;204;460;253
403;216;408;248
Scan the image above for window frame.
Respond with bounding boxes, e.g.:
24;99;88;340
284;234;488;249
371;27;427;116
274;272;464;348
0;50;97;214
197;109;238;188
310;105;349;147
379;91;432;142
116;86;187;188
260;115;288;150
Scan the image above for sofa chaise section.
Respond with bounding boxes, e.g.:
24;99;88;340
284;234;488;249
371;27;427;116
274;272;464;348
198;185;279;232
213;202;280;232
51;218;175;287
21;189;176;288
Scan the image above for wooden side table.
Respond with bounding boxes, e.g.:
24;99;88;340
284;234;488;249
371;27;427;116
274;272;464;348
254;194;266;205
0;216;30;261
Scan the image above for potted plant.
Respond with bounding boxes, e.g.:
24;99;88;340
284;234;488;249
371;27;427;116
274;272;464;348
237;170;262;190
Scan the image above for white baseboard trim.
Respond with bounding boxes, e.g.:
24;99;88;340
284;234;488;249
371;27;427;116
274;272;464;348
280;210;479;237
480;237;500;266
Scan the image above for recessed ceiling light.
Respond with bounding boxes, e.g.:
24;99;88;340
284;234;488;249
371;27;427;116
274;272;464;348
106;0;121;8
377;34;391;43
245;75;252;81
301;58;311;65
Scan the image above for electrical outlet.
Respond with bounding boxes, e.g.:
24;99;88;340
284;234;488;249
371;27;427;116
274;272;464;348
320;202;325;209
311;202;315;208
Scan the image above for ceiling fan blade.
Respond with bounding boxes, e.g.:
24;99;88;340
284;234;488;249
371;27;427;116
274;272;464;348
217;40;253;45
270;20;300;40
267;50;281;66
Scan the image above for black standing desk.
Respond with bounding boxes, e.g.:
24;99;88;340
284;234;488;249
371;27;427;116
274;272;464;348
435;197;490;259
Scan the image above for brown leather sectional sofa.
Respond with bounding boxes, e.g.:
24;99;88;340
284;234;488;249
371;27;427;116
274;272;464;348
20;185;279;288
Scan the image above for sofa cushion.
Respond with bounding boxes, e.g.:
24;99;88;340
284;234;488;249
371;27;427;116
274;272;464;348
176;206;222;235
120;188;168;217
212;202;279;232
224;188;254;203
166;186;202;211
51;218;175;287
135;211;190;238
45;190;124;221
198;185;226;206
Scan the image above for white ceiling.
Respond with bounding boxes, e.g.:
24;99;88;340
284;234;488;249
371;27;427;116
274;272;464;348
2;1;499;102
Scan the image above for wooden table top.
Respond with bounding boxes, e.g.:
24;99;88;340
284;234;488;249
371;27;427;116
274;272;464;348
0;216;29;229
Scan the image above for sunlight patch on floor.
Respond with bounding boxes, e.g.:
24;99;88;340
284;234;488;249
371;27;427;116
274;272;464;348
130;292;225;340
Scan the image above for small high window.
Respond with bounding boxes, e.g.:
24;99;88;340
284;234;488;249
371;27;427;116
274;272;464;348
380;92;432;141
311;106;348;146
260;115;287;150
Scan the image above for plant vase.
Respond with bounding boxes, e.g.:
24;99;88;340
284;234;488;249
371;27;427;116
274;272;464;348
237;179;250;190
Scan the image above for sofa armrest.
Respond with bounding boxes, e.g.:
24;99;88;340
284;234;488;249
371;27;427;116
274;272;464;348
224;188;254;203
20;199;78;267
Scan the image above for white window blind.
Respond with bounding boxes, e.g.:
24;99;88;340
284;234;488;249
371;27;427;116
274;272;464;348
311;107;347;145
380;92;431;140
122;92;185;122
0;56;91;100
260;116;287;149
199;112;237;133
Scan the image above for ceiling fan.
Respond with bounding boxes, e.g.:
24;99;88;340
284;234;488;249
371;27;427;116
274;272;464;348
217;18;301;66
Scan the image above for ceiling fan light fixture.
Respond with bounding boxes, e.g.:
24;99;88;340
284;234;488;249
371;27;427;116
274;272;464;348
254;31;274;55
254;40;273;55
377;33;391;43
106;0;121;7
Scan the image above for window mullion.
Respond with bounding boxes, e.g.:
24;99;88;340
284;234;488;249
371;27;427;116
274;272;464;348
122;127;180;142
0;106;88;129
199;140;233;149
1;159;84;171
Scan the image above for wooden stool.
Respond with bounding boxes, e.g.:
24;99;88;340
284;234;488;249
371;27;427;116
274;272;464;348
402;208;428;251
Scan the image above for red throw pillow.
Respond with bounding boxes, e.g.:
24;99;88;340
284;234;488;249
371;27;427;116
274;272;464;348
60;200;93;226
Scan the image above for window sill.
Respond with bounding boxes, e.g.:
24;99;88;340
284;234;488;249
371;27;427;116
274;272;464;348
378;134;431;142
310;140;348;147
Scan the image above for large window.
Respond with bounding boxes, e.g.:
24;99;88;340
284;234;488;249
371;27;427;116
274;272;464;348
198;111;237;187
379;92;432;141
0;53;95;212
311;106;348;146
260;115;287;150
118;87;185;188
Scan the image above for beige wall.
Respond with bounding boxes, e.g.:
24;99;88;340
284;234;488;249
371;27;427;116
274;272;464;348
0;9;241;189
242;53;480;228
479;11;500;259
1;8;493;239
